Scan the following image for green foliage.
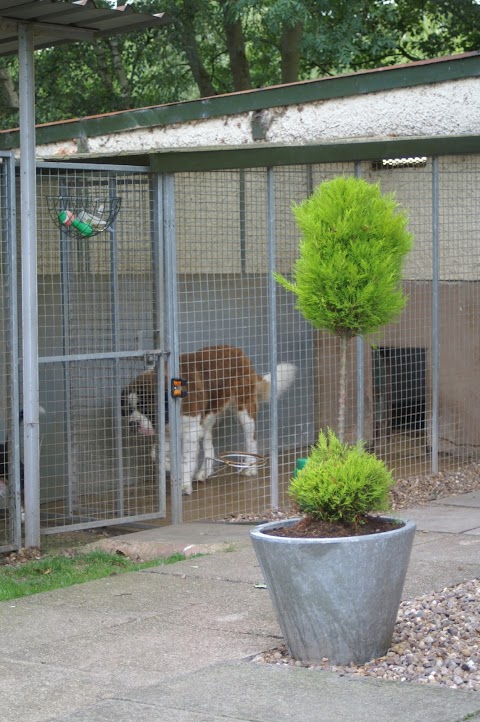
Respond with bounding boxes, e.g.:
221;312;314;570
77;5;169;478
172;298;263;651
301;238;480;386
289;429;394;525
2;0;479;129
0;550;190;602
274;176;413;339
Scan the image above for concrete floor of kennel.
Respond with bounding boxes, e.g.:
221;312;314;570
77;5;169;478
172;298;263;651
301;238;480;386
33;432;468;534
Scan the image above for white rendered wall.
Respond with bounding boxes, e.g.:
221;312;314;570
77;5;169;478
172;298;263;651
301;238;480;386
30;77;480;160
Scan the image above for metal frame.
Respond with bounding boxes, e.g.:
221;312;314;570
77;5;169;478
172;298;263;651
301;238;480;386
9;139;479;537
33;160;172;535
0;150;20;553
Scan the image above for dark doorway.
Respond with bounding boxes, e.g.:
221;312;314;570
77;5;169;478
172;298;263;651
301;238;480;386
372;347;426;435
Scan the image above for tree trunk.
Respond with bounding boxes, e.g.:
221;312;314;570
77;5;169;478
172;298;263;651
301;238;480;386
220;0;251;91
0;67;18;109
280;21;303;84
107;37;132;110
338;334;348;442
92;40;115;98
179;17;217;97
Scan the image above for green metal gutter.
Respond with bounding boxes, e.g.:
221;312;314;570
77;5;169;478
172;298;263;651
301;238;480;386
149;135;480;173
0;52;479;152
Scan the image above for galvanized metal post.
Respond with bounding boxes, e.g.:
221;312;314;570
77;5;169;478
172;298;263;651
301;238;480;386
267;168;279;508
5;152;21;547
431;157;440;474
163;174;182;523
151;173;167;516
19;23;41;548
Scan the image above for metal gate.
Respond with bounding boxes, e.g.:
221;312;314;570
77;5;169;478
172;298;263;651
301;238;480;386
34;164;313;532
0;151;21;553
36;163;170;533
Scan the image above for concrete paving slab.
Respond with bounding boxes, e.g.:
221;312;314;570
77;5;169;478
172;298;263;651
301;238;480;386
125;661;480;722
4;568;279;635
401;530;480;596
54;699;247;722
86;522;252;560
0;602;147;655
402;559;480;599
10;613;278;678
431;490;480;507
410;530;480;561
397;505;480;533
147;545;264;584
0;660;137;722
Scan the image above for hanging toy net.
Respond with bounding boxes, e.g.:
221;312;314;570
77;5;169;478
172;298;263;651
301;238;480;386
47;195;121;238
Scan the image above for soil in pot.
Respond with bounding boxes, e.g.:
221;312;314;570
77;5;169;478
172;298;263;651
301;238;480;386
263;515;404;539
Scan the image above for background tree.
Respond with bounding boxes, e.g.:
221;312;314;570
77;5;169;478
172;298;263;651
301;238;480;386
0;0;478;129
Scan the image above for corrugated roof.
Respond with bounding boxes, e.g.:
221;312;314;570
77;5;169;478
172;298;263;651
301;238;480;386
0;0;169;56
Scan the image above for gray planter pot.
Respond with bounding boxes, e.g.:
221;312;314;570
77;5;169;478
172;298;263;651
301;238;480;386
250;516;416;666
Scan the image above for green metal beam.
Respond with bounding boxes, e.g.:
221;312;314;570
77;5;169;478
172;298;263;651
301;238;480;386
149;135;480;173
0;52;479;151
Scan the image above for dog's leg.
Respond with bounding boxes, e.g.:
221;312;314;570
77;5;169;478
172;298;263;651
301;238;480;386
181;414;203;495
237;408;258;477
151;434;171;472
197;412;216;481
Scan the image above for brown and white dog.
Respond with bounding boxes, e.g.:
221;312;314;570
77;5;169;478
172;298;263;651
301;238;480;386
121;345;296;495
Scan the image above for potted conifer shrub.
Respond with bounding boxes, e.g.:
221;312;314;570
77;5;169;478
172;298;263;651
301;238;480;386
250;176;416;665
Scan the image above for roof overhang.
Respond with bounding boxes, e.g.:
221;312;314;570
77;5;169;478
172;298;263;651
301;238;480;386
0;0;169;56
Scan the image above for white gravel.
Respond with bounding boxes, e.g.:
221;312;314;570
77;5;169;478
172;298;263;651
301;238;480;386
254;579;480;691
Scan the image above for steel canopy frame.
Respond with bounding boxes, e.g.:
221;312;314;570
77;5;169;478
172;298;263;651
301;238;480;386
18;22;39;548
0;1;169;548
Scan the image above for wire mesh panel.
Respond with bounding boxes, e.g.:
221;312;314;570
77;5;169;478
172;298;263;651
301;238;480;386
170;154;480;524
356;156;434;479
171;167;328;520
27;149;480;534
0;152;21;552
435;154;480;461
35;164;168;532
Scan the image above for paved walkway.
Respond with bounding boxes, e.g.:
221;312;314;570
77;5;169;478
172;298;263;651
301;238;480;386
1;492;480;721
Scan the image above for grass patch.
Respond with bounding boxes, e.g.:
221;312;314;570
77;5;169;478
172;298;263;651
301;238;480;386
0;550;188;602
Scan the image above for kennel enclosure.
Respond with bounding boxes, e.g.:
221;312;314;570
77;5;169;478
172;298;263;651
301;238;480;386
1;53;480;548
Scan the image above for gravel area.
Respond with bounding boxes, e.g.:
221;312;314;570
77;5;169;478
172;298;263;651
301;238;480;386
253;579;480;691
250;461;480;691
390;460;480;510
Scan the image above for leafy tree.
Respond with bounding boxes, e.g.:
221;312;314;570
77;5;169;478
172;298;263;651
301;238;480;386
274;176;413;441
0;0;478;129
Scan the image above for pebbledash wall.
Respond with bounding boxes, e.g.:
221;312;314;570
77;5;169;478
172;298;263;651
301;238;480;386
1;51;480;534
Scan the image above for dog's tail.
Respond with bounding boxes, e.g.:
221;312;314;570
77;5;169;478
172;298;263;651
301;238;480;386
257;363;296;403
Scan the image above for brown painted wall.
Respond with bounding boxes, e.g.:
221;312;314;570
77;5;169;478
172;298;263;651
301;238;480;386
315;280;480;454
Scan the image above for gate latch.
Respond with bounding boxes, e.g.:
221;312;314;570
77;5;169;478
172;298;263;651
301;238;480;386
171;377;188;399
143;353;157;371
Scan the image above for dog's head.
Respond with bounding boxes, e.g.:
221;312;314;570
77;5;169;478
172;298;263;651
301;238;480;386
121;378;169;437
121;389;155;436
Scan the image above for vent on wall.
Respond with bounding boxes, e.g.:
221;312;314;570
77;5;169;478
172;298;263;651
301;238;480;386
372;157;428;170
